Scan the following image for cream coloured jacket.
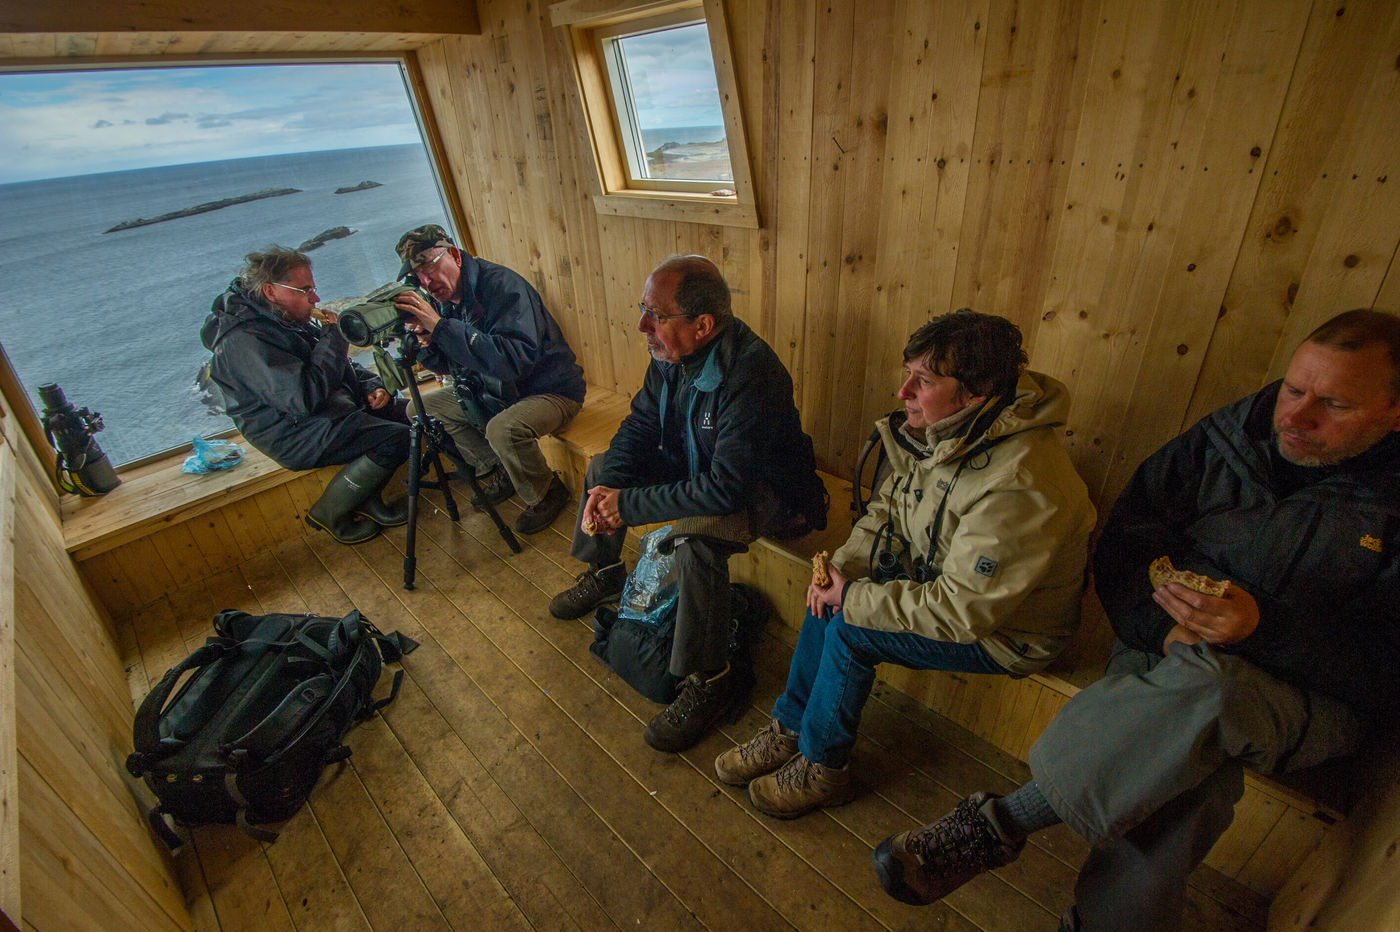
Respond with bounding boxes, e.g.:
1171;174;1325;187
832;371;1095;675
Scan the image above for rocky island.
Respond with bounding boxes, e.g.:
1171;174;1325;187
104;187;301;233
334;180;382;194
299;226;356;251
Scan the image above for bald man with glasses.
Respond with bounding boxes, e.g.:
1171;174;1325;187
201;246;410;545
550;254;828;754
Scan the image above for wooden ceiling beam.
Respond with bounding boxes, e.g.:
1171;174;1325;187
0;0;481;37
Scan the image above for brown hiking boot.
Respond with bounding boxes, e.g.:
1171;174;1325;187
514;475;570;535
644;666;735;753
549;562;627;620
715;719;798;786
471;467;515;507
748;752;854;818
871;792;1023;905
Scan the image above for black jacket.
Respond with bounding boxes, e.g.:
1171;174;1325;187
600;317;827;533
1094;381;1400;718
201;282;384;470
417;255;585;421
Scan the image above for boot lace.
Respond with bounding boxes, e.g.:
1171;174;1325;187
910;795;1011;873
663;677;706;725
740;723;788;766
774;754;817;792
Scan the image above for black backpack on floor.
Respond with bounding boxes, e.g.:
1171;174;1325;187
591;582;766;706
126;609;417;848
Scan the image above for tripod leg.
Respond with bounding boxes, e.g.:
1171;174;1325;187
403;420;421;590
429;451;461;522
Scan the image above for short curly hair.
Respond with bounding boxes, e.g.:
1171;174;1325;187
903;309;1028;400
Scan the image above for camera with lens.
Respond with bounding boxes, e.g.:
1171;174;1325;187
39;382;121;496
337;281;428;347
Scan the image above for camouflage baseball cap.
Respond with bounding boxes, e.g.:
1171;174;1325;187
395;224;455;277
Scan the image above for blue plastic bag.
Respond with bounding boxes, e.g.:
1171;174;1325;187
616;524;678;626
181;437;245;474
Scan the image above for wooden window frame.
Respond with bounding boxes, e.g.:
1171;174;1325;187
552;0;758;228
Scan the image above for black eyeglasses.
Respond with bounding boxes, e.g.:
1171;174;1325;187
638;302;696;324
270;281;317;296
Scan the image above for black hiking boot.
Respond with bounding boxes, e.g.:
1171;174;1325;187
644;665;735;753
549;562;626;619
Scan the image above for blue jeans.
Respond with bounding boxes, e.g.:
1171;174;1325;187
771;609;1007;768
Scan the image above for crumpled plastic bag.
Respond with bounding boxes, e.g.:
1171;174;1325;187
181;436;245;474
617;524;678;627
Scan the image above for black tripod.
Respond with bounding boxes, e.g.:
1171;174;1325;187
393;337;521;590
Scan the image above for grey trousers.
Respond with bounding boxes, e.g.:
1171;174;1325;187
1029;640;1362;931
569;454;772;678
411;387;580;505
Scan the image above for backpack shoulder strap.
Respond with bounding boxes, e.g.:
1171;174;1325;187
128;639;237;766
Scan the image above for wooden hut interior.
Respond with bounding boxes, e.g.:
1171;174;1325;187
2;0;1398;929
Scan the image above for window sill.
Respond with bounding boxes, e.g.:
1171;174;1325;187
592;191;758;228
59;435;309;561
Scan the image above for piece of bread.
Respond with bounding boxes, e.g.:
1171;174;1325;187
1149;556;1229;597
582;517;600;536
812;551;831;587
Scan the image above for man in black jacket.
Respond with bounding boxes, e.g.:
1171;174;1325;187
202;247;409;544
392;225;586;535
870;309;1400;931
549;254;828;752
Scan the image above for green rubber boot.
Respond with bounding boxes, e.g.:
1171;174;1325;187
306;456;385;544
353;462;409;527
356;490;409;527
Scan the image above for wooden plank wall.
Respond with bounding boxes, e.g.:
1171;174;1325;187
0;394;190;930
413;0;1400;511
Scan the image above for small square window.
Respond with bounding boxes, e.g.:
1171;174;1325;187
599;17;733;191
555;0;757;228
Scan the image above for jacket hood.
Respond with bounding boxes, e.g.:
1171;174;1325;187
201;281;282;351
876;370;1072;471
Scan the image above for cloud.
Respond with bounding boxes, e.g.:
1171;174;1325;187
0;63;424;183
615;23;725;129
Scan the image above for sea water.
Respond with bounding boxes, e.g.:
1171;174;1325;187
0;144;449;465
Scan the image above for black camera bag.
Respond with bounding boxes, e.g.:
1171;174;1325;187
590;583;765;705
126;609;417;848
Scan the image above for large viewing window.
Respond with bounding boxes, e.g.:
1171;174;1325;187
554;0;757;228
0;61;455;473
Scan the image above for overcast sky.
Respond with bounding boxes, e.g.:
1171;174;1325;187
0;31;724;186
0;63;424;184
621;22;725;131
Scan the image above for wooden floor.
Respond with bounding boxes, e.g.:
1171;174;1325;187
119;490;1268;932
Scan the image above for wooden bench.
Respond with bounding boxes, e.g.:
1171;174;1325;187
539;390;1345;896
61;382;1341;899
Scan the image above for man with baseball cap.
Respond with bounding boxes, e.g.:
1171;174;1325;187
391;225;586;534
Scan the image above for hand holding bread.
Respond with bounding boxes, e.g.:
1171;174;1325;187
1148;556;1229;596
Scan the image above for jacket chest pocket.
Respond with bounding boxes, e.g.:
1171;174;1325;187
1200;502;1392;606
